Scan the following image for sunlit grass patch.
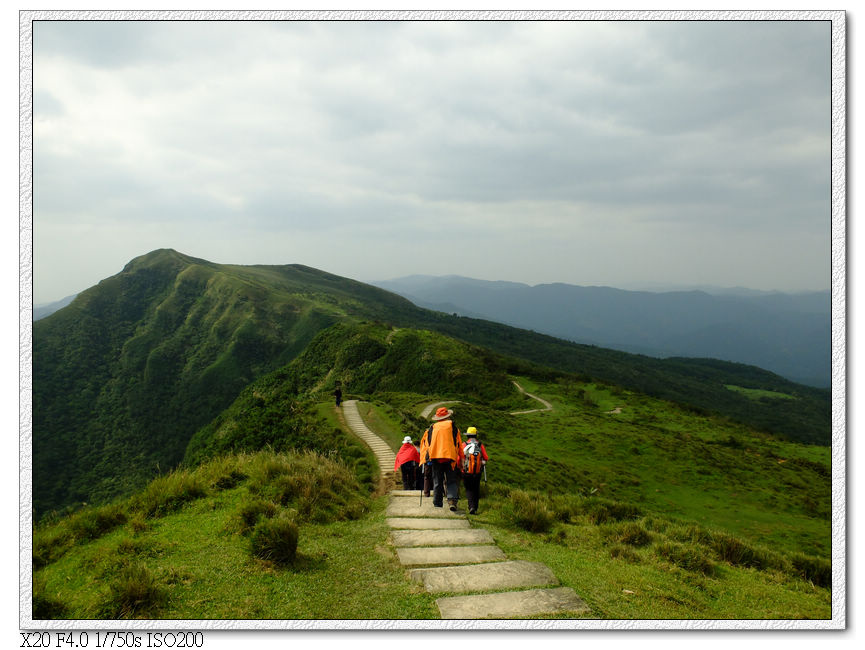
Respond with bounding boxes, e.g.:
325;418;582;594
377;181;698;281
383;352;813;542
725;385;797;400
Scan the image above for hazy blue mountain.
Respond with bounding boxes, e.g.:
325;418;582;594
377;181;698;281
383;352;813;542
33;294;78;321
372;275;831;387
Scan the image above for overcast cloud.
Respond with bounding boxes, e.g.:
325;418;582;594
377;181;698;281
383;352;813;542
31;18;832;303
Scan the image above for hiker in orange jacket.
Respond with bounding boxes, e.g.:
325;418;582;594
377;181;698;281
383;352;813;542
460;427;488;515
422;407;463;511
394;436;421;490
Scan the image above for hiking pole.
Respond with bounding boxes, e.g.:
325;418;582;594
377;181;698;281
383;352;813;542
483;464;487;484
420;464;424;507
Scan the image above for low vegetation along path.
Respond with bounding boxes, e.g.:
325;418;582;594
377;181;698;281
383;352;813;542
342;399;589;620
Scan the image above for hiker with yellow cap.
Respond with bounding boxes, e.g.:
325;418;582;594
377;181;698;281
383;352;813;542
420;407;463;511
394;436;421;490
461;427;489;515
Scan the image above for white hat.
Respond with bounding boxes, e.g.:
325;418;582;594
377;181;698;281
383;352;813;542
402;436;412;444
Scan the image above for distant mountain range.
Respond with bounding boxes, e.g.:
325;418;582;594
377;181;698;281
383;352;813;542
371;275;831;387
33;294;78;321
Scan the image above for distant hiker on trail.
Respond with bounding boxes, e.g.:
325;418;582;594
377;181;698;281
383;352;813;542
334;387;342;407
395;436;420;490
422;407;463;511
460;427;488;515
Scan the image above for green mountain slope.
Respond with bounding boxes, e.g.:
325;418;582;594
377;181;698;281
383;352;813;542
184;322;535;465
33;250;420;516
33;249;830;517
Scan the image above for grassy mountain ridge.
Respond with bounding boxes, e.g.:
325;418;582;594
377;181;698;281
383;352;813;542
34;250;830;517
184;321;538;465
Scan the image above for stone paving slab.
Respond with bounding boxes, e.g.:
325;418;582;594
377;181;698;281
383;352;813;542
408;560;558;594
386;499;464;518
436;587;590;619
391;529;494;547
396;545;504;567
391;490;422;496
386;518;471;530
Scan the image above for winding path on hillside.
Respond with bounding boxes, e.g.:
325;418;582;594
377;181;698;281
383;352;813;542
418;380;553;420
341;399;589;620
419;401;464;419
508;380;553;415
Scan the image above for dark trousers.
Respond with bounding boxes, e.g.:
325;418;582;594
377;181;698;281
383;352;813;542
416;463;427;491
399;462;417;490
422;464;433;495
431;460;459;506
463;473;483;512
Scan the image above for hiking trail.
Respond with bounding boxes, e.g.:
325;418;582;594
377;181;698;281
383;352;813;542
509;380;553;415
419;379;552;420
341;399;589;620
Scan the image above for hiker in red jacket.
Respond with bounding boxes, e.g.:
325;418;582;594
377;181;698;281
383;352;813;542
460;427;488;515
394;436;421;490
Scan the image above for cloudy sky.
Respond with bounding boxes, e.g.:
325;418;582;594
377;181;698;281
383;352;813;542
31;17;833;304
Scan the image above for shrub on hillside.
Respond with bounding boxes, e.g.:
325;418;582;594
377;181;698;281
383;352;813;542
250;515;299;566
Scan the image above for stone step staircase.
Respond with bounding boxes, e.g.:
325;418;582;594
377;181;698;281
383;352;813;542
341;399;590;620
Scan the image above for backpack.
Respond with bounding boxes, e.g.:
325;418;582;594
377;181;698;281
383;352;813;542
462;440;483;475
423;421;459;463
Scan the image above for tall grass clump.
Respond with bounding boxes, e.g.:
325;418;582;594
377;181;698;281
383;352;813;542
505;489;554;533
198;455;248;490
580;497;642;525
609;544;642;563
249;514;299;566
655;541;716;576
32;577;67;620
67;503;127;541
231;498;279;535
129;469;207;518
667;523;714;547
246;451;367;523
600;520;653;547
101;563;165;618
790;552;831;588
708;531;780;571
34;502;128;569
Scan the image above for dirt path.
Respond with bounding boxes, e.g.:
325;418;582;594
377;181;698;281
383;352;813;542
419;400;463;419
509;380;553;415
